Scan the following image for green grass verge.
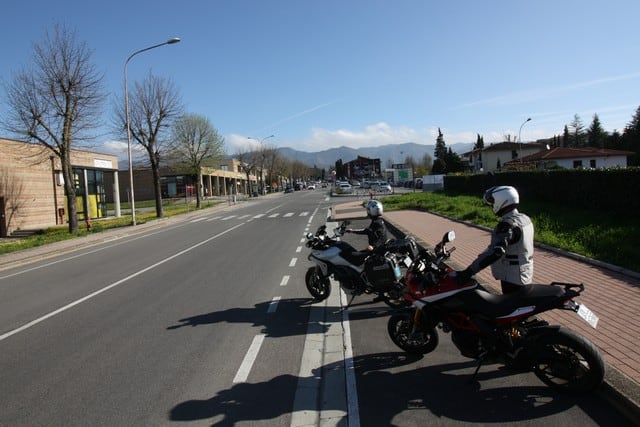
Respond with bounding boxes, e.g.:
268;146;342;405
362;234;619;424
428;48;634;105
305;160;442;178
0;200;221;255
380;191;640;273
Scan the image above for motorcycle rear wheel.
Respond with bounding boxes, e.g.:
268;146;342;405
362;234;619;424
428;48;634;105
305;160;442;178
305;267;331;301
531;327;605;394
387;311;439;355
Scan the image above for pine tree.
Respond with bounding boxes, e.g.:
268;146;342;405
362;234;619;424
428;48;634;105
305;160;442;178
587;113;608;148
622;105;640;165
569;114;587;147
434;128;447;160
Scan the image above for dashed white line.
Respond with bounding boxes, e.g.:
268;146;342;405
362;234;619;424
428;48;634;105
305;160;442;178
233;334;265;383
268;296;281;313
280;276;290;287
296;246;302;253
289;258;297;267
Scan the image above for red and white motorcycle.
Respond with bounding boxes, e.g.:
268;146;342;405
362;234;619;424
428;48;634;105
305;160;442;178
387;231;605;394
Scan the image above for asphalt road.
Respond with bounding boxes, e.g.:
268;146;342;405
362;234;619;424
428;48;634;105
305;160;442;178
0;190;634;426
0;191;331;426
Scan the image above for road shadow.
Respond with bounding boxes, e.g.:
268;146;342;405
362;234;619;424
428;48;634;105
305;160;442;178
346;351;632;426
167;350;631;426
166;297;336;338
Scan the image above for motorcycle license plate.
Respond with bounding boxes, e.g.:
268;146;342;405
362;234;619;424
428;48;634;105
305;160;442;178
578;304;599;329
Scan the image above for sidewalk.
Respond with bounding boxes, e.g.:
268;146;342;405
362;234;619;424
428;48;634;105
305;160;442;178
332;199;640;421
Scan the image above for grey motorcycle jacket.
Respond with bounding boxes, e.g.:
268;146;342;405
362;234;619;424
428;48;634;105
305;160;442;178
468;209;534;285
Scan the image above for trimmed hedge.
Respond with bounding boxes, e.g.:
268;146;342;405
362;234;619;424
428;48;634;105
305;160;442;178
443;168;640;214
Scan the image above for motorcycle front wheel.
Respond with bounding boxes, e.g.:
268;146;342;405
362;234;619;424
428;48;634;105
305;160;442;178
305;267;331;301
387;311;439;355
531;327;605;394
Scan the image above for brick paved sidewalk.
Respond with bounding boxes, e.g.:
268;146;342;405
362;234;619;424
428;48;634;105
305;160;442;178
332;200;640;419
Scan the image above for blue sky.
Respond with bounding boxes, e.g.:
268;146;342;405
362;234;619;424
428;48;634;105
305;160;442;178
1;0;639;160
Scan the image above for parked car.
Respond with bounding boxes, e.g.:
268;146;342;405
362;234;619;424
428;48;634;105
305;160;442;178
338;182;353;194
285;186;294;193
308;184;316;190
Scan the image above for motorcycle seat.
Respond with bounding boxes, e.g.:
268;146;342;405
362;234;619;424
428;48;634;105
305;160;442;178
341;251;370;267
466;284;566;318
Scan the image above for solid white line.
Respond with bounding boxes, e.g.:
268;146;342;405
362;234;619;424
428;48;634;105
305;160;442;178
0;223;245;342
342;290;361;427
279;276;290;287
268;296;281;313
289;258;297;267
233;334;265;383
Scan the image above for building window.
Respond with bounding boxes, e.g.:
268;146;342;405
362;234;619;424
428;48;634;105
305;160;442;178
573;160;583;169
590;159;596;168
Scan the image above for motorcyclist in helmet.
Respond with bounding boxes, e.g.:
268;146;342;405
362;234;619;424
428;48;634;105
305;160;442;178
345;200;388;251
456;186;534;294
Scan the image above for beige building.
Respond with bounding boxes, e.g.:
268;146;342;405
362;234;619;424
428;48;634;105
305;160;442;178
0;137;121;237
466;142;545;172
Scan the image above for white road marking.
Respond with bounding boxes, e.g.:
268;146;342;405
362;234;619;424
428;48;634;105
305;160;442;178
0;223;245;342
296;246;302;253
233;334;265;383
279;276;290;287
283;213;294;217
267;296;281;313
289;258;297;267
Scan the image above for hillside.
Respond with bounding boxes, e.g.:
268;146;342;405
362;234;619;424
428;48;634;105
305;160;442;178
277;142;474;168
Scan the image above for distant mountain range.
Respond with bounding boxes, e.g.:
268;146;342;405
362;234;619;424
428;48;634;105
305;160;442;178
277;142;475;168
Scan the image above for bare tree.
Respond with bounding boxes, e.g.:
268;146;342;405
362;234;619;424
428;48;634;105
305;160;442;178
167;114;225;208
235;145;259;196
113;71;183;218
0;167;26;235
2;23;105;233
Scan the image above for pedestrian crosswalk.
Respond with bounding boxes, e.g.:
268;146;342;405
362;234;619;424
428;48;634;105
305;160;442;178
190;211;311;223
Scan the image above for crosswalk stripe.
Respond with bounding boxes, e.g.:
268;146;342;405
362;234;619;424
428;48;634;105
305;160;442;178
283;213;294;217
300;212;309;216
268;213;280;218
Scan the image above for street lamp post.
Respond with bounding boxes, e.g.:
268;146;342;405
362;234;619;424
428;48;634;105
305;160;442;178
247;135;275;195
124;37;180;225
518;117;532;162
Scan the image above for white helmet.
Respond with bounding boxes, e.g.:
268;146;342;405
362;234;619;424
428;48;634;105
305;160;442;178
366;200;383;217
483;186;519;215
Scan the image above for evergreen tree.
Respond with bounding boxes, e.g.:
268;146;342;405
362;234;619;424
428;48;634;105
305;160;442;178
444;147;465;173
587;113;607;148
562;125;570;147
622;105;640;166
434;128;447;160
569;114;587;147
473;134;484;150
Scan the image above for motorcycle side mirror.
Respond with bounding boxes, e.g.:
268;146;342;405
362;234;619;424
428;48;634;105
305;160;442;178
306;232;314;239
442;230;456;244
